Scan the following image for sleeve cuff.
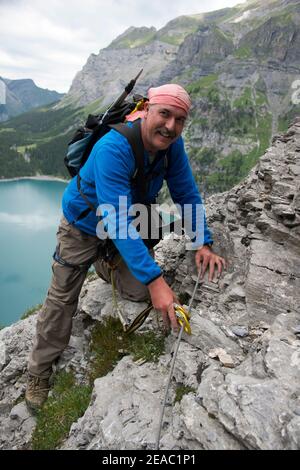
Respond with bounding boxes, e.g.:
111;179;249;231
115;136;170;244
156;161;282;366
145;273;162;286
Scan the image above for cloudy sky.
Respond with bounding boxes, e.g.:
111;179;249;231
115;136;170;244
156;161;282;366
0;0;247;93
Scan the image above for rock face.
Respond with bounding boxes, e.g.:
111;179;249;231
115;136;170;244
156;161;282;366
66;16;203;107
0;120;299;450
67;41;178;108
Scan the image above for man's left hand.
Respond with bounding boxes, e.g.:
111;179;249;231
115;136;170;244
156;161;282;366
195;245;226;282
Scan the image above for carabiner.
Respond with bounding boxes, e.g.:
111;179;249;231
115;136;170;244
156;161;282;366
174;304;191;335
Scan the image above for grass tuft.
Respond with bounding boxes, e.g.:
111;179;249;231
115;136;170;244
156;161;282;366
174;385;196;404
31;370;92;450
21;303;43;320
89;316;165;383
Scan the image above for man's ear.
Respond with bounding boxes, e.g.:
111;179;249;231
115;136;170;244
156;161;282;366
143;101;150;118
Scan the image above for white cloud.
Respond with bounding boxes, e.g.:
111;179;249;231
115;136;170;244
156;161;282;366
0;0;247;93
0;212;59;230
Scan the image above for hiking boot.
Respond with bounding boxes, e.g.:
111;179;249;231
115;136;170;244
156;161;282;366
25;373;51;412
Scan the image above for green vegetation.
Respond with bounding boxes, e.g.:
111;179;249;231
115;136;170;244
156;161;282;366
174;385;196;404
204;112;272;193
89;316;165;382
189;79;273;193
0;102;82;178
2;103;81;136
204;6;240;24
255;90;268;107
114;33;156;49
278;106;300;133
234;46;252;59
256;112;273;155
108;27;156;49
278;116;289;133
173;67;197;83
83;98;104;116
21;303;43;320
211;25;233;43
205;151;244;193
203;109;272;193
273;11;293;27
16;144;36;155
233;87;252;109
0;128;15;134
157;34;185;46
187;74;218;95
28;131;74;177
189;147;217;176
157;15;203;46
31;371;92;450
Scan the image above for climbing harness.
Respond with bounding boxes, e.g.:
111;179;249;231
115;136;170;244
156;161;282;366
155;268;202;450
53;246;96;272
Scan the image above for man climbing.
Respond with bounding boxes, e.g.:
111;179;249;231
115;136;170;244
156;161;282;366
25;83;226;411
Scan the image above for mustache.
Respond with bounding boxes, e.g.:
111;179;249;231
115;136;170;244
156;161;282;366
157;127;176;138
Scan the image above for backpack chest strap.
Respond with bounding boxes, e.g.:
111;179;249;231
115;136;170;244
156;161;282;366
110;120;147;202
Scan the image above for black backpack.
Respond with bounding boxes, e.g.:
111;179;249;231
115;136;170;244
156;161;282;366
65;70;145;178
64;95;144;178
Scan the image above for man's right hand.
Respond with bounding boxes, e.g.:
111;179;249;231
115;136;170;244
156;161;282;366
147;276;179;332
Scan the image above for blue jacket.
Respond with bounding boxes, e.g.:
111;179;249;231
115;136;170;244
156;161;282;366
62;126;213;285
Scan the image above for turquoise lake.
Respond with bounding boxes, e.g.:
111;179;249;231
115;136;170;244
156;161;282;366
0;179;67;327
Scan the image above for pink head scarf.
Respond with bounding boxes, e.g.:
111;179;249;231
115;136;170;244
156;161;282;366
126;83;191;122
148;84;191;114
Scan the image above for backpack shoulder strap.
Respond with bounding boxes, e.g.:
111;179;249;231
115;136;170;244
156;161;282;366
110;120;147;202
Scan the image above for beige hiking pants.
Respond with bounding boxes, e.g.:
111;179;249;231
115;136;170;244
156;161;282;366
28;216;150;378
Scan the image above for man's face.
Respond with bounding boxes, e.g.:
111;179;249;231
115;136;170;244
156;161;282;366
141;103;187;153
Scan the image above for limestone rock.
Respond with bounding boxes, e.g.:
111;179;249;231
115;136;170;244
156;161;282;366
62;356;167;450
197;312;300;450
208;348;235;368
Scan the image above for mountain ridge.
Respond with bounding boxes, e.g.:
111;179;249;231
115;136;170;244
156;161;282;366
0;77;64;122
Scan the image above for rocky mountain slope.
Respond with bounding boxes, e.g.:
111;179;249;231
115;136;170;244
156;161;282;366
0;119;299;450
0;77;64;122
1;0;299;193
